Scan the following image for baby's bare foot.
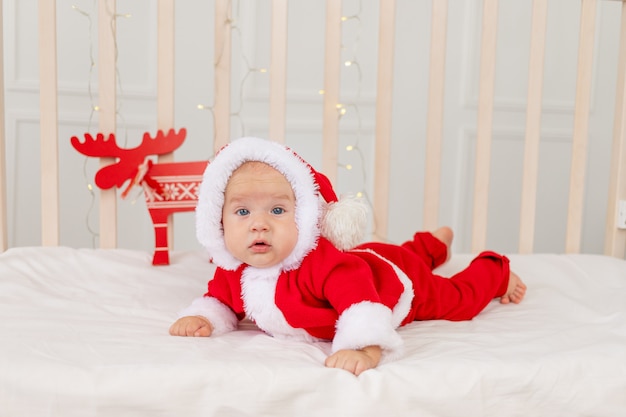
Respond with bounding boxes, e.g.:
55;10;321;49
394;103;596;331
432;226;454;262
500;271;527;304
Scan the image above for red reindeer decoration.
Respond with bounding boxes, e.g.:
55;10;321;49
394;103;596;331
71;128;207;265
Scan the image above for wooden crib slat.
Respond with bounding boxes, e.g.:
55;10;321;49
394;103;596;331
0;0;6;251
157;0;175;249
322;0;341;183
39;0;60;246
373;0;396;241
269;0;288;144
157;0;175;163
472;0;499;253
98;0;118;249
566;0;597;254
605;0;626;258
214;0;232;152
423;0;448;231
519;0;548;254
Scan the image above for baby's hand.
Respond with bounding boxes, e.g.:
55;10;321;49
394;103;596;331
325;345;382;376
169;316;214;337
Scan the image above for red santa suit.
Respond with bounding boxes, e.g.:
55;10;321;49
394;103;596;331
181;137;511;360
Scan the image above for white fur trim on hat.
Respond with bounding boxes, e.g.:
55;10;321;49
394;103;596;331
195;136;367;270
196;137;321;270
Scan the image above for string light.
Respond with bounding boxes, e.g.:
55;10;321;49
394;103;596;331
198;0;268;140
336;103;348;118
334;0;377;237
72;1;133;246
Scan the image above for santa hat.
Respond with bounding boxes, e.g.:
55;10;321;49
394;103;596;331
195;137;368;271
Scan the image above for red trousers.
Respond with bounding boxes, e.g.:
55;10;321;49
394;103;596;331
357;232;510;324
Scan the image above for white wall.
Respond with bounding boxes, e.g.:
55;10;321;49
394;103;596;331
2;0;622;255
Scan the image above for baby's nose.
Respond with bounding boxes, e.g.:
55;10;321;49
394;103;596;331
250;215;270;231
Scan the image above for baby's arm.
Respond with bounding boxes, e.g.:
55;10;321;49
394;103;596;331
169;315;214;337
325;345;382;376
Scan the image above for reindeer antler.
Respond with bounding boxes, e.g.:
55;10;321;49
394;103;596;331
70;133;121;158
70;128;188;190
139;128;187;156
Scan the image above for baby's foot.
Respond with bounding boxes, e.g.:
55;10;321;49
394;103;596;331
500;271;527;304
432;226;454;262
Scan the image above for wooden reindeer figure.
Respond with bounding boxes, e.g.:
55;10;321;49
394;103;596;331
71;128;207;265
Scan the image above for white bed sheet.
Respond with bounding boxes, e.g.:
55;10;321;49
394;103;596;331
1;247;625;417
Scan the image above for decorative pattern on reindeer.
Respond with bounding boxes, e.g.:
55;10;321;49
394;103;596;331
70;128;208;265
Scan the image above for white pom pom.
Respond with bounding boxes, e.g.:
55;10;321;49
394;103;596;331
321;196;368;250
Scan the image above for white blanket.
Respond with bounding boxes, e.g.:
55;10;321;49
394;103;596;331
1;247;625;417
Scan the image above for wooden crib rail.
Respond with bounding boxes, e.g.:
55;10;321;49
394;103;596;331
422;0;448;235
97;0;118;249
39;0;60;248
1;0;626;258
606;0;626;257
567;0;596;254
519;0;548;255
372;0;396;242
0;0;6;252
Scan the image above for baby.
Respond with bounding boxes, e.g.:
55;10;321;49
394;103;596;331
170;137;526;376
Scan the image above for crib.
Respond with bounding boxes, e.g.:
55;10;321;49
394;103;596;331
1;1;626;416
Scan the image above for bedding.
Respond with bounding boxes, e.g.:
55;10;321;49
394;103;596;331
1;246;624;416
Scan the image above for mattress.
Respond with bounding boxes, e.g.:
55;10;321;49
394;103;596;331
1;246;625;417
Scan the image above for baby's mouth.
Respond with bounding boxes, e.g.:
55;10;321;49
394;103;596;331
250;240;271;252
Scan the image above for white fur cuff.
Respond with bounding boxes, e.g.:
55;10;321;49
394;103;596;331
178;296;238;336
332;301;404;360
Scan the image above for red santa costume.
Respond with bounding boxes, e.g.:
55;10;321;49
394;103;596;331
180;137;511;360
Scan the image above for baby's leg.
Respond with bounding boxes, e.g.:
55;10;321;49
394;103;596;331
395;226;453;270
406;251;512;322
430;227;525;304
432;226;453;263
361;227;453;271
499;271;526;304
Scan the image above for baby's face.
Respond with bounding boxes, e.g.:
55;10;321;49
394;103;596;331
222;162;298;268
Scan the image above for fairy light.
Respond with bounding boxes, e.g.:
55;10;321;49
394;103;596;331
72;1;133;246
198;0;268;139
72;3;99;246
334;0;377;236
231;1;269;139
112;9;132;148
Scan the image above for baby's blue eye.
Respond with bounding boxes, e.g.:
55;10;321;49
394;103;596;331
236;208;250;216
271;207;285;215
